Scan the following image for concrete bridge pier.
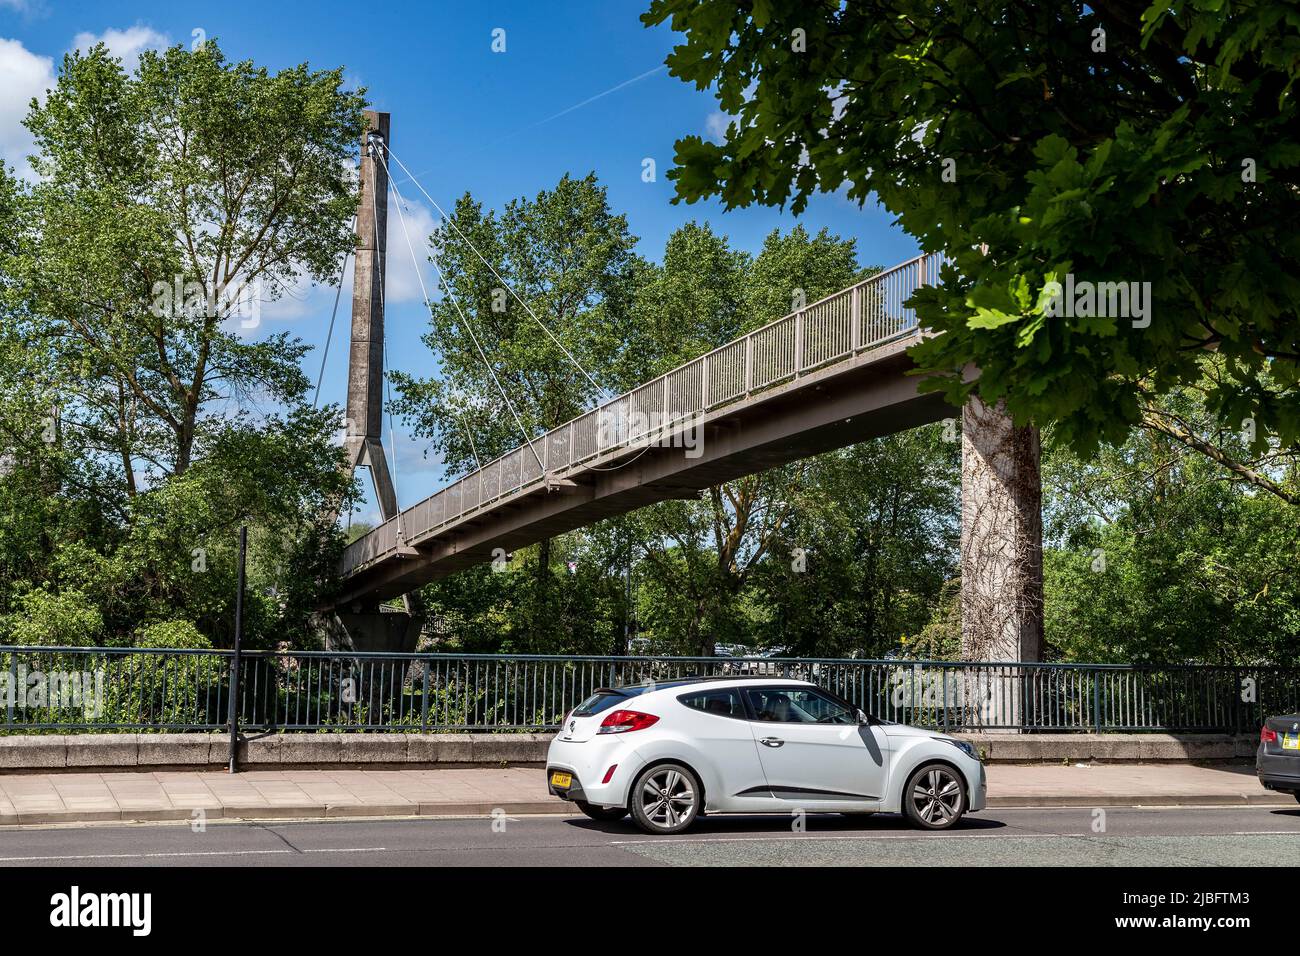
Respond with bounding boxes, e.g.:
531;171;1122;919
316;604;424;653
311;606;423;726
960;394;1043;729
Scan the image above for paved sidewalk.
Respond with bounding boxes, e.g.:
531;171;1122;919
0;763;1287;826
985;762;1286;807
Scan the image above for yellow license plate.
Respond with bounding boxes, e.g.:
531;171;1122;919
550;772;573;788
1284;734;1299;751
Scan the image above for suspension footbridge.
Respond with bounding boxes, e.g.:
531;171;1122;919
323;112;1042;667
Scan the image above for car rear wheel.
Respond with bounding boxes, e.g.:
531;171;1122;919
629;763;701;835
575;800;628;822
903;763;967;830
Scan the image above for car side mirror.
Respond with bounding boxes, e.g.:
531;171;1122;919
856;709;871;725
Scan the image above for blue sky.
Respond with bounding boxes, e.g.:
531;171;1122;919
0;0;917;521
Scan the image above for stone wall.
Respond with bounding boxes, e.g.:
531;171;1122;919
0;732;1260;772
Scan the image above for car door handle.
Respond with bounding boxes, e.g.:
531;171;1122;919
759;737;784;748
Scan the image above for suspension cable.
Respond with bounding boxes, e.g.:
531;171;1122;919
313;214;356;408
384;146;610;405
377;149;545;474
383;171;482;471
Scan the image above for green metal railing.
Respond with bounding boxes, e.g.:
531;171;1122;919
2;647;1296;734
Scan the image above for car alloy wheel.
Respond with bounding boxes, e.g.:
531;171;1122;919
904;763;966;830
630;763;700;834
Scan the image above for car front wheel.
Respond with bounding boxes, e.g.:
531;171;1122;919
575;800;628;822
629;763;701;835
903;763;967;830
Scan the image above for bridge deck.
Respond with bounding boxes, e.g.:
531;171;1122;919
334;252;950;606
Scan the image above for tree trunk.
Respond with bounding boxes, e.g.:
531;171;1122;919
174;416;195;477
693;595;713;657
616;530;632;656
535;535;552;624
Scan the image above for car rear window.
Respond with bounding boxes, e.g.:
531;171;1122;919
572;691;629;716
572;680;727;717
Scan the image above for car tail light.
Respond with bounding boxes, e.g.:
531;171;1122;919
598;710;659;734
602;764;618;784
1261;726;1278;744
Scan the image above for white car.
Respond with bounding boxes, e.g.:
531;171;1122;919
545;676;986;834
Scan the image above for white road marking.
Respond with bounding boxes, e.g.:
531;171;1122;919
0;847;387;863
609;828;1300;847
609;832;1023;846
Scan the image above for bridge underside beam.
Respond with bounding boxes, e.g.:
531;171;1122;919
333;340;955;606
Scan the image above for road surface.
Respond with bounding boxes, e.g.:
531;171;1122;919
2;805;1299;866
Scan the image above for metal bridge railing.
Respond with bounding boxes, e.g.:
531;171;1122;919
2;647;1295;734
340;251;948;577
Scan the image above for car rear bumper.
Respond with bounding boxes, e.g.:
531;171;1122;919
545;736;646;809
1257;745;1300;792
546;769;589;803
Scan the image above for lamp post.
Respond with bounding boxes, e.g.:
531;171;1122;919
228;525;247;773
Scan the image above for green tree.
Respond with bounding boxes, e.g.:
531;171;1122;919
617;220;749;379
16;40;365;482
0;41;362;648
2;587;103;647
1043;378;1300;663
625;224;867;654
1134;358;1300;505
644;0;1300;460
392;173;641;465
417;532;630;655
749;425;960;658
392;173;642;622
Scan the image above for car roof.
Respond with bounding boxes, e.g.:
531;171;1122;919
602;676;815;695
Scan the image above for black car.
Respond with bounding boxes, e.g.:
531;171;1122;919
1257;715;1300;802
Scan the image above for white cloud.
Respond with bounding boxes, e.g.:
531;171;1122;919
71;24;169;70
259;182;441;327
704;110;730;145
0;25;169;178
385;192;440;304
256;264;322;325
0;36;54;175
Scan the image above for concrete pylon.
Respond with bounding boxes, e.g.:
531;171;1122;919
959;395;1043;727
344;109;397;514
328;109;423;652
